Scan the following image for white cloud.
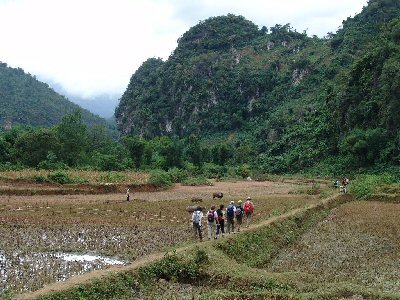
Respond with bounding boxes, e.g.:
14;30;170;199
0;0;368;97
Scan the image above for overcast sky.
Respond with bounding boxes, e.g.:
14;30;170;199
0;0;368;99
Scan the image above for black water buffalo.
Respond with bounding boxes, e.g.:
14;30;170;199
213;192;223;199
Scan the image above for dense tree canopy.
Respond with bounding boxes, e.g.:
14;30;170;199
115;0;400;174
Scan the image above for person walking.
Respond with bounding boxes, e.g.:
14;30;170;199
226;201;236;234
216;204;225;238
235;200;243;232
244;196;254;228
207;205;218;240
126;188;130;201
192;206;203;241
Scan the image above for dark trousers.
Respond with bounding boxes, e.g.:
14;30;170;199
216;219;225;236
193;222;202;240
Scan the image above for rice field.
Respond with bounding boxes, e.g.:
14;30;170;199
0;179;323;296
267;200;400;294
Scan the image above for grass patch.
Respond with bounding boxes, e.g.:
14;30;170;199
139;248;208;285
215;204;331;269
99;171;126;183
36;272;140;300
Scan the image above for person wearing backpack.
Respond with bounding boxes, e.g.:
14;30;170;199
192;206;203;241
235;200;243;232
216;204;225;238
207;205;218;240
226;201;236;234
244;196;254;228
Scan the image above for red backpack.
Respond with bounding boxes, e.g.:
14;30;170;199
244;201;253;213
207;210;215;222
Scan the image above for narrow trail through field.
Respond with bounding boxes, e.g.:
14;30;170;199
16;193;344;300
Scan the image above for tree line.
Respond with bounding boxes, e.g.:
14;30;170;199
0;111;253;179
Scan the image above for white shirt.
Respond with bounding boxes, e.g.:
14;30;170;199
192;210;203;224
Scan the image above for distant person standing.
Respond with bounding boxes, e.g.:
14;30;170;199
126;188;130;201
192;206;203;241
207;205;218;240
334;179;339;188
226;201;236;234
244;196;254;228
216;204;225;238
235;200;243;232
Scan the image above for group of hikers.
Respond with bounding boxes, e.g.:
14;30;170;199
191;197;254;241
334;176;350;193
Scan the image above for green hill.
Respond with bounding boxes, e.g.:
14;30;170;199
115;0;400;174
0;62;113;130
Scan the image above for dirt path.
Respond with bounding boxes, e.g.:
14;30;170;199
15;193;345;300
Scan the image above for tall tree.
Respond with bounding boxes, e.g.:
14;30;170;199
56;110;88;166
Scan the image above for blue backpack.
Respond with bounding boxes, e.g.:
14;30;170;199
227;205;235;218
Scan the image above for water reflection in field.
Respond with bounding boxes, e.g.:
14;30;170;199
0;250;126;293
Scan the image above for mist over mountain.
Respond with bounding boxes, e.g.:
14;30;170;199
0;62;113;130
38;78;120;119
71;94;119;119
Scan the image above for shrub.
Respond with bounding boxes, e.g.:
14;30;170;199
236;163;251;178
92;153;133;171
47;171;73;184
167;167;188;183
350;174;395;199
183;162;200;177
139;251;200;283
148;169;173;188
193;247;208;265
37;160;69;170
0;162;25;171
37;151;69;170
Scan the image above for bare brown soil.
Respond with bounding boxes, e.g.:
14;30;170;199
0;179;158;196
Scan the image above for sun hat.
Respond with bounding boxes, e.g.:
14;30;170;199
247;196;251;200
230;201;234;204
238;200;242;203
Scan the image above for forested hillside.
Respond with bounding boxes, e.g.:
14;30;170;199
116;0;400;174
0;62;112;129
